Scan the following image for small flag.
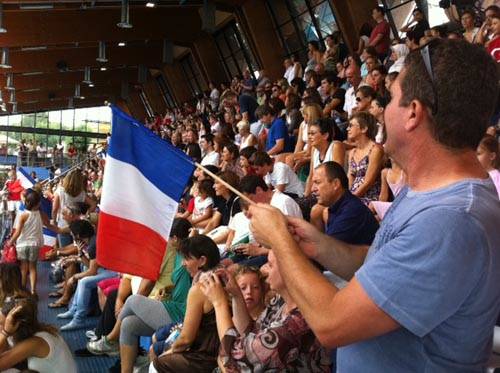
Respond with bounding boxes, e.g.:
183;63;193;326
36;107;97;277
97;106;195;280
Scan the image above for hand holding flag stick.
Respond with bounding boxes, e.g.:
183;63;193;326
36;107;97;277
194;162;255;207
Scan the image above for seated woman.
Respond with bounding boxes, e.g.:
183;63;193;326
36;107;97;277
0;296;77;372
87;219;193;362
202;171;242;244
150;235;221;373
200;250;331;372
347;112;384;206
284;103;322;173
220;143;244;179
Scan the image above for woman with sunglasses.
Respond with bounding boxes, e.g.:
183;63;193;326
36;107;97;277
347;112;384;205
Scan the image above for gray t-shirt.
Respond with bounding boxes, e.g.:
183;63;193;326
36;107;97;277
338;178;500;372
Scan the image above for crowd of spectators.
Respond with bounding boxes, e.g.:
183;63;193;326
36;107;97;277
1;4;499;373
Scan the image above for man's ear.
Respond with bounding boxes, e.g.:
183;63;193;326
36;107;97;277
405;99;427;132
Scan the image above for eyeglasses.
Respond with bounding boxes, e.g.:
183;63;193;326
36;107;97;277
419;42;438;115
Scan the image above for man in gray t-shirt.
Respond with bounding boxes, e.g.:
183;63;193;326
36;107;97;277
246;39;500;371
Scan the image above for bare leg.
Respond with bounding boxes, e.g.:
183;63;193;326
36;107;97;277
20;260;29;288
98;287;106;311
120;344;138;373
28;261;37;295
107;318;121;342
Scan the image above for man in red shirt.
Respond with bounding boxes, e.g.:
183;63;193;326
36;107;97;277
3;169;23;220
369;6;391;60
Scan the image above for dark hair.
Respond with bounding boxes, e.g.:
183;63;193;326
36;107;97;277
310;118;334;142
239;175;268;194
239;146;257;161
170;218;192;240
364;46;378;58
202;165;219;177
356;85;376;100
308;40;320;50
461;9;476;19
217;170;240;190
387;71;399;83
430;25;447;38
250;151;272;167
350;112;378;140
286;92;301;110
2;297;58;343
479;135;500;168
359;22;373;38
198;179;215;198
321;73;341;87
268;97;285;114
290;77;306;96
201;134;215;146
258;105;275;117
372;65;388;76
485;5;500;15
186;143;202;163
178;235;220;271
69;219;95;239
317;161;349;189
372;95;389;109
0;264;26;306
23;189;41;210
373;6;385;15
224;143;239;160
400;39;498;149
303;87;323;106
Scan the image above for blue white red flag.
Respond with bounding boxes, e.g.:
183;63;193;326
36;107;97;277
97;106;195;280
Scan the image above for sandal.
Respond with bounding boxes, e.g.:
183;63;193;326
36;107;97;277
48;300;68;308
49;291;63;298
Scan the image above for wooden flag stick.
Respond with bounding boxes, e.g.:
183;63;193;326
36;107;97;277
195;162;256;206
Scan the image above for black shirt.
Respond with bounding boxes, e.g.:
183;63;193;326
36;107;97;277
214;194;241;226
239;94;259;123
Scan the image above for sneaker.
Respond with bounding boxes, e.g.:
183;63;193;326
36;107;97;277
86;329;98;341
57;310;74;319
60;319;85;331
87;336;120;356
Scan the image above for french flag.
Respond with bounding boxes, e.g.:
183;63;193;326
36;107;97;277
97;107;195;281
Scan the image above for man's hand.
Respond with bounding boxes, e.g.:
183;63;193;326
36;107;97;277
285;216;323;260
248;203;289;249
236;243;267;257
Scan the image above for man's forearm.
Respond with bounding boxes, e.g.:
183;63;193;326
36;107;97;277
315;234;368;280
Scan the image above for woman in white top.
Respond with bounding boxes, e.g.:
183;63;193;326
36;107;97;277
304;118;345;197
0;297;77;372
462;9;480;43
237;120;257;150
284;103;322;171
51;169;96;246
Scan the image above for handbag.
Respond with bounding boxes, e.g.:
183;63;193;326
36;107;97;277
1;240;17;263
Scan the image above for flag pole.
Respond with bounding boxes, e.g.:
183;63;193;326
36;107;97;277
194;162;255;206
